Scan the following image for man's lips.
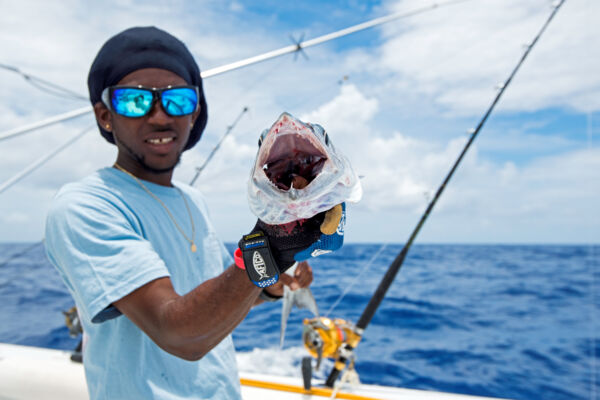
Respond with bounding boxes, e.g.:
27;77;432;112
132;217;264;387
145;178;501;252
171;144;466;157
141;131;180;155
143;131;177;145
145;137;175;145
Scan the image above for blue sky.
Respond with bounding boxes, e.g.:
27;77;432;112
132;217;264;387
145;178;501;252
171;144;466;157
0;0;597;244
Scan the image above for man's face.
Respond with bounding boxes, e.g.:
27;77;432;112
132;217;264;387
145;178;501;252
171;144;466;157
105;68;198;176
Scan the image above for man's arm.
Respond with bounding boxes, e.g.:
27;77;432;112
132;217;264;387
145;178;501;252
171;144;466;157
114;264;259;361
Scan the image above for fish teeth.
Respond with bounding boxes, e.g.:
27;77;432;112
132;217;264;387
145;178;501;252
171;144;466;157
147;137;174;144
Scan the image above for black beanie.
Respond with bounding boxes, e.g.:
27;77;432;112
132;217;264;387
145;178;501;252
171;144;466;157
87;26;208;151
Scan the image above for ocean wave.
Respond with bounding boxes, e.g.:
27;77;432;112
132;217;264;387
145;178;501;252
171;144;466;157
0;243;596;400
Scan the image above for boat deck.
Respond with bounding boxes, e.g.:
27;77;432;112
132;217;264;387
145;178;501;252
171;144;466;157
0;343;506;400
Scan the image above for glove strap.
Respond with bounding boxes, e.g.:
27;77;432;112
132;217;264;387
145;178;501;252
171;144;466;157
239;231;279;288
233;248;245;270
259;289;283;302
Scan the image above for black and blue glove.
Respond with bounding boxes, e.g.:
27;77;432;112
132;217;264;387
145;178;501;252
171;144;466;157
238;203;345;287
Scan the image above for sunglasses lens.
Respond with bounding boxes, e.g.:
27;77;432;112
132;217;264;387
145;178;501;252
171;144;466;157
112;88;153;117
161;88;198;116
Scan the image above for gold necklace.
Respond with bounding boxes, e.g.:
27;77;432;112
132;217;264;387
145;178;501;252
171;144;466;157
114;163;197;252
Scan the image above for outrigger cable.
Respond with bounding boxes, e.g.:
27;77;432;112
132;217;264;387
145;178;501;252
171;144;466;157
0;63;89;101
0;106;91;143
325;0;567;387
0;0;470;143
190;107;249;186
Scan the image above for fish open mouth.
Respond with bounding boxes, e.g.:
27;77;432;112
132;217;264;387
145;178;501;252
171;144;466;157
249;112;361;225
262;134;327;191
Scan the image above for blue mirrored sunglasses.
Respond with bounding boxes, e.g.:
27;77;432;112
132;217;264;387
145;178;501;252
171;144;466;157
101;85;199;118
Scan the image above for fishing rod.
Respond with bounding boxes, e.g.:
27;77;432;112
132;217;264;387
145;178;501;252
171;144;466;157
189;106;249;186
324;0;567;387
0;0;469;142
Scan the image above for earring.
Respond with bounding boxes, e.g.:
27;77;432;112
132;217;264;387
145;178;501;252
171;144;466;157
105;124;111;130
190;122;194;128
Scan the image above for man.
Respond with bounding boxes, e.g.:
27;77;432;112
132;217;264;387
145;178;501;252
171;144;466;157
45;27;342;399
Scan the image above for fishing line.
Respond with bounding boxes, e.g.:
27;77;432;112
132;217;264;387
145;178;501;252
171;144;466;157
591;241;598;400
584;0;597;393
324;243;388;318
588;99;598;400
0;63;88;101
325;0;568;387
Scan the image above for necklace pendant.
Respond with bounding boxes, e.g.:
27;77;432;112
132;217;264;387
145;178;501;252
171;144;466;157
191;243;197;253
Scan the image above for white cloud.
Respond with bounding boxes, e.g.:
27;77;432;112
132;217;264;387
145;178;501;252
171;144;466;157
0;0;596;244
229;1;244;13
374;0;600;115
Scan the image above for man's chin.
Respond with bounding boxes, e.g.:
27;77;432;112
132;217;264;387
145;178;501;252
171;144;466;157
138;154;182;175
142;160;180;174
141;163;173;174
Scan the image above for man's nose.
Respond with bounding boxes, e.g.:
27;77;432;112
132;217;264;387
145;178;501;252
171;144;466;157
146;100;173;124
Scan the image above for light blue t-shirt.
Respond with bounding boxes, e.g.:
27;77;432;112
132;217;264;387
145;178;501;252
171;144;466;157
45;167;241;400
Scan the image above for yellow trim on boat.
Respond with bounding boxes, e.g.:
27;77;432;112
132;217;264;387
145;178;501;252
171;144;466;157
240;377;384;400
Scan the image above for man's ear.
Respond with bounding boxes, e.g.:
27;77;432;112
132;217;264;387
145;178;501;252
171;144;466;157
93;102;112;132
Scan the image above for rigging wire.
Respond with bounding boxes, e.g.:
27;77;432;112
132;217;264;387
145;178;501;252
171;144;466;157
0;106;92;143
189;107;249;186
0;63;88;101
325;0;568;387
0;125;93;195
0;0;471;143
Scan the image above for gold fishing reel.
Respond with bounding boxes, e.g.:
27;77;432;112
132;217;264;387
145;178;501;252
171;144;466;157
302;317;361;370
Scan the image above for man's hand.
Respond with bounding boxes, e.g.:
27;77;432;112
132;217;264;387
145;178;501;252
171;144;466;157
262;261;313;298
255;203;346;272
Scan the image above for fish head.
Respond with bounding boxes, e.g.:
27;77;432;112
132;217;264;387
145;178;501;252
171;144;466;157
257;112;331;191
248;112;362;224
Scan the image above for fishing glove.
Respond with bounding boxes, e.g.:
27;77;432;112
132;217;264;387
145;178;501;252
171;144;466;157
238;203;345;287
257;203;345;269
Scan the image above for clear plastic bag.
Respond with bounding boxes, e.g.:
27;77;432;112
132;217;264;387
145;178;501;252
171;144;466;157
247;112;362;224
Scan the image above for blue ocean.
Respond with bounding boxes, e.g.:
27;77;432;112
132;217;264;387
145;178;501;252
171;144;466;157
0;242;597;400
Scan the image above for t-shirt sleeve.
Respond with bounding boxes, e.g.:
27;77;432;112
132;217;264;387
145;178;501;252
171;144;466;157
45;189;170;324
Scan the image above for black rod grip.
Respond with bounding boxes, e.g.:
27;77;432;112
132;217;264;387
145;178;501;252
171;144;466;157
325;366;342;388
